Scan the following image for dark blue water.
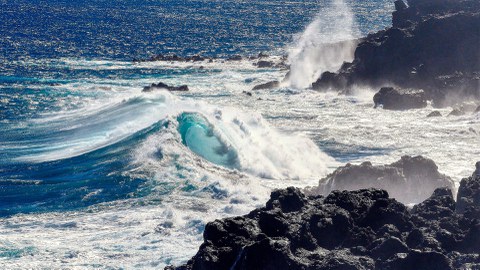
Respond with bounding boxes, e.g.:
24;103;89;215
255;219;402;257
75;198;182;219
0;0;393;61
0;0;394;216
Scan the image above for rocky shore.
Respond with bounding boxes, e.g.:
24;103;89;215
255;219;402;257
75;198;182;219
166;161;480;270
312;0;480;108
134;53;288;70
305;156;454;204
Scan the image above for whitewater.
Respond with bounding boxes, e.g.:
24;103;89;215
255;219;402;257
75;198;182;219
1;0;479;269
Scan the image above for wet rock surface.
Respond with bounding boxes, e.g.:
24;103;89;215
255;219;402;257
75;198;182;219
142;82;189;92
134;52;288;70
427;111;442;117
252;81;280;90
312;0;480;107
306;156;454;204
448;108;466;117
373;87;427;110
167;162;480;270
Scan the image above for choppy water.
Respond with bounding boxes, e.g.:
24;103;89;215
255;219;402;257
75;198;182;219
1;0;479;269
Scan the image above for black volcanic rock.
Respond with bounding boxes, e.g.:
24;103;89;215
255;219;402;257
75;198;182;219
227;55;243;61
305;156;454;204
373;87;427;110
447;108;465;116
456;168;480;219
312;0;480;107
378;250;453;270
427;111;442;117
252;81;280;90
167;167;480;270
142;82;189;92
256;60;274;68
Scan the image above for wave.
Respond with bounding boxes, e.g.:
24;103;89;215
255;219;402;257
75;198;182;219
0;90;334;215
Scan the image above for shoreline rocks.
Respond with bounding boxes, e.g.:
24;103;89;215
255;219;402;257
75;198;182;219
142;82;189;92
252;80;280;90
373;87;427;110
427;111;442;117
305;156;454;204
312;0;480;107
167;162;480;270
133;52;288;70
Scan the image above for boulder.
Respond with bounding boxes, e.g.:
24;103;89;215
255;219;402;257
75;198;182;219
227;55;242;61
373;87;427;110
142;82;189;92
256;60;274;68
456;170;480;218
258;52;269;58
379;250;453;270
252;81;280;90
370;237;409;260
427;111;442;117
242;91;252;97
305;156;454;204
447;108;465;116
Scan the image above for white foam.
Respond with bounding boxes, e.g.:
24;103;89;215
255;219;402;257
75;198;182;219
287;0;359;89
3;52;480;270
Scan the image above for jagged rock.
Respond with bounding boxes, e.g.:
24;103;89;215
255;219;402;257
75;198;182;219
256;60;274;68
361;198;413;231
373;87;427;110
312;0;480;107
252;81;280;90
312;71;348;91
473;162;480;177
306;156;454;204
427;111;442;117
447;108;465;116
142;82;189;92
167;164;480;270
258;52;269;58
370;237;409;260
456;171;480;218
412;187;455;220
144;54;185;62
242;91;252;97
227;55;242;61
394;0;407;11
266;187;308;213
379;250;453;270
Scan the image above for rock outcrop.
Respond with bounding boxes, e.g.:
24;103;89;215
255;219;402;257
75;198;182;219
167;164;480;270
134;52;287;69
252;81;280;90
312;0;480;107
306;156;454;204
427;111;442;117
135;54;211;63
142;82;189;92
373;87;427;110
447;108;465;116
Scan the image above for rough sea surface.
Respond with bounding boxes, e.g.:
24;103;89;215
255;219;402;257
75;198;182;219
1;0;478;268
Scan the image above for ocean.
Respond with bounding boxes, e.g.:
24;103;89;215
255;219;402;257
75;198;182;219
1;0;478;268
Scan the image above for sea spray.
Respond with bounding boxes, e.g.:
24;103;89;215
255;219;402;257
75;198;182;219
12;90;333;180
131;91;335;180
287;0;359;89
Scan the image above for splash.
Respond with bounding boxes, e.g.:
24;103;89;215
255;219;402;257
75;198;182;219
287;0;359;89
9;90;333;180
